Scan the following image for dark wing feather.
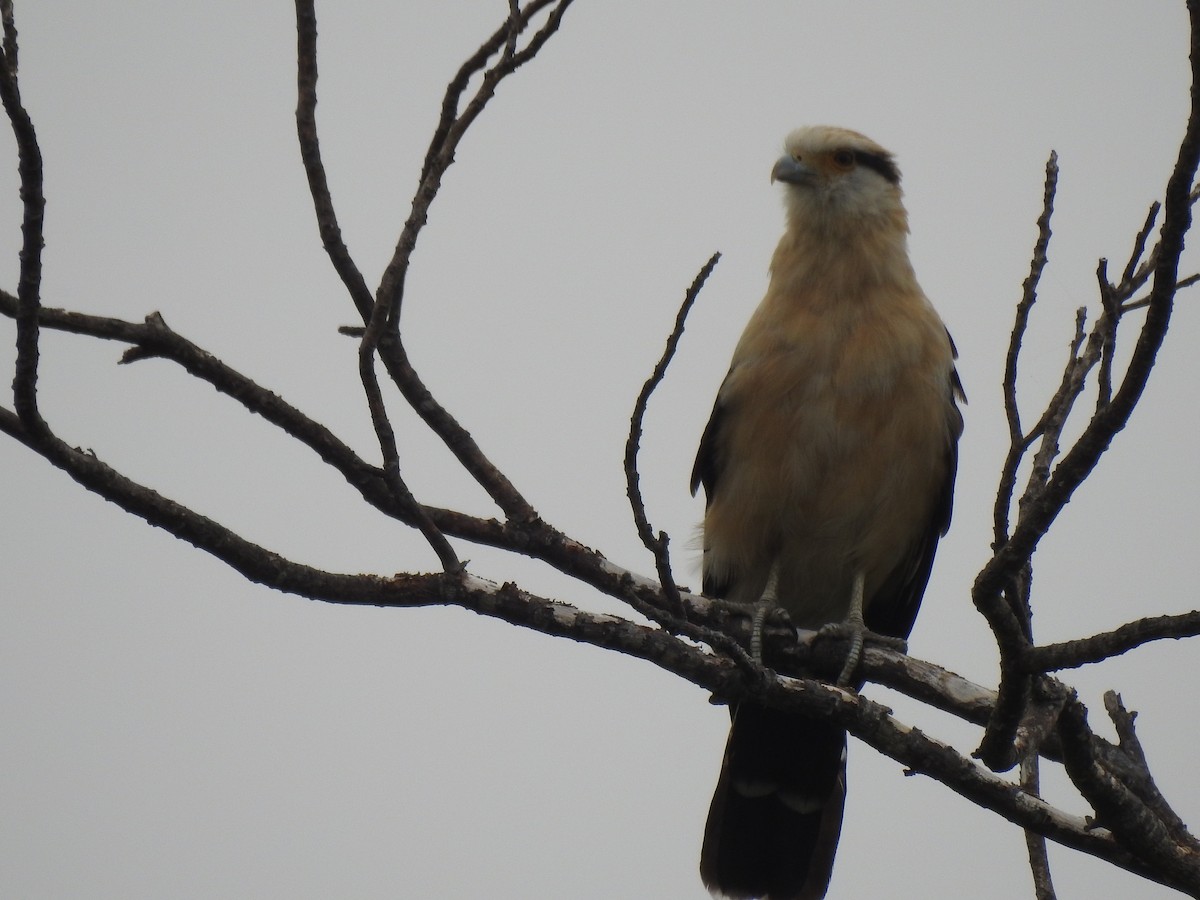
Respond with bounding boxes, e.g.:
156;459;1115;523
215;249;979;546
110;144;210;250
692;372;735;598
691;370;732;504
866;355;965;640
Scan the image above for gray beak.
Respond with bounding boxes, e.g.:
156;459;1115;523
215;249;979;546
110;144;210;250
771;155;815;186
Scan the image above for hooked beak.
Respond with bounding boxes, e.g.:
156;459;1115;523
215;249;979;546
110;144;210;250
771;155;816;186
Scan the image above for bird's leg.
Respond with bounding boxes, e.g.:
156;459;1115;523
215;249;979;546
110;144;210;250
836;571;867;687
750;563;781;665
817;571;907;687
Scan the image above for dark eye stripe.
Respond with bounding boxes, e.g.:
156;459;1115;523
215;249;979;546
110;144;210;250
852;150;901;184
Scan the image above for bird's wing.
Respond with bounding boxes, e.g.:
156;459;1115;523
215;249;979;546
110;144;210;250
690;368;732;504
865;353;965;640
691;370;736;599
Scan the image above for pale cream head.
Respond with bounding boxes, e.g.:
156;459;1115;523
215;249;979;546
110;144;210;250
771;125;905;227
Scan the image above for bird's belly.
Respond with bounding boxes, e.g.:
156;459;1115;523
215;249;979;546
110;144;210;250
704;364;948;627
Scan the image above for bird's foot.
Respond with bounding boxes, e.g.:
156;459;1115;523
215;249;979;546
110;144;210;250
749;564;783;665
748;602;795;665
816;619;907;686
750;599;769;665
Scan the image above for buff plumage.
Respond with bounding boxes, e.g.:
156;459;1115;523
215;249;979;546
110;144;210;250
695;126;963;900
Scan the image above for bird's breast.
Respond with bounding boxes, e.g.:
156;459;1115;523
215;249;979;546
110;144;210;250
703;287;955;620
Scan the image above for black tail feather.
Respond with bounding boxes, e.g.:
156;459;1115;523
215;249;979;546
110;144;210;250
700;704;846;900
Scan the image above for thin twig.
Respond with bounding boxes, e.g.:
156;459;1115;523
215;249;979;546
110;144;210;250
1017;309;1089;515
974;1;1200;773
293;1;554;528
976;159;1062;751
293;0;374;319
625;253;720;614
994;151;1058;547
619;252;769;678
1123;272;1200;311
983;0;1200;588
358;340;463;574
1119;202;1161;290
1026;609;1200;672
367;3;575;524
378;336;540;522
1021;753;1059;900
1102;692;1199;846
353;125;461;573
619;255;781;679
418;0;559;191
1058;697;1200;887
380;0;573;326
1095;260;1121;410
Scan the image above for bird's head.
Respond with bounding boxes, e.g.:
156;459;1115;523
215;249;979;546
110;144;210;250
771;126;905;230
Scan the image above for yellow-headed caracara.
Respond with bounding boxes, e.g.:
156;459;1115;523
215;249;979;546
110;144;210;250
693;126;963;900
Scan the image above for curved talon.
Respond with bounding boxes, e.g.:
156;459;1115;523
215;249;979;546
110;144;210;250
816;620;906;650
818;620;908;684
814;619;867;686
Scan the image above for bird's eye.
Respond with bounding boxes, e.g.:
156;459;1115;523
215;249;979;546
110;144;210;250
832;149;855;168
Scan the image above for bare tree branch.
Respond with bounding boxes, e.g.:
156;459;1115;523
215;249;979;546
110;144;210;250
0;16;45;434
357;334;463;574
1102;692;1197;843
293;0;567;525
294;0;374;320
0;0;16;76
1123;272;1200;310
1059;697;1200;891
973;1;1200;779
1027;610;1200;672
363;1;575;525
4;3;1200;896
978;0;1200;601
617;251;777;679
0;291;709;628
995;151;1058;549
1021;753;1059;900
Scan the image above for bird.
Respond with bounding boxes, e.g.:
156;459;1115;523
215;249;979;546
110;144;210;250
692;126;964;900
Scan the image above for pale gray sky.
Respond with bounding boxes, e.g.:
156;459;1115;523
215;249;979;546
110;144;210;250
2;3;1198;898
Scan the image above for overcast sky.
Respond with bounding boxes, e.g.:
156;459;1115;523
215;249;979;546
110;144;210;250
3;3;1198;898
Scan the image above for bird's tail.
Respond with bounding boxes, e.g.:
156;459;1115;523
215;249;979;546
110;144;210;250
700;703;846;900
